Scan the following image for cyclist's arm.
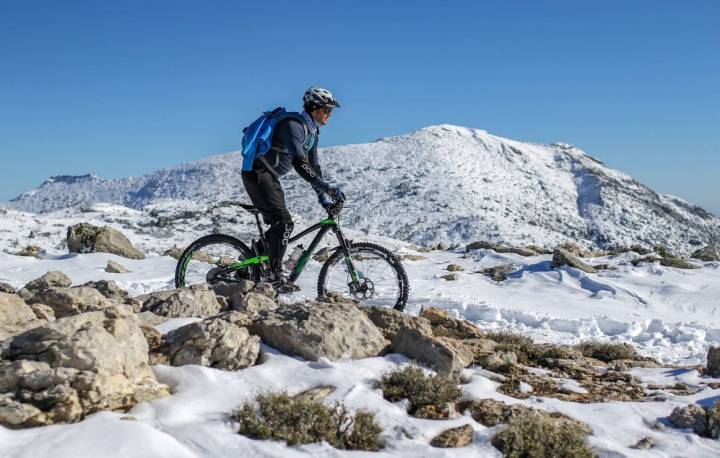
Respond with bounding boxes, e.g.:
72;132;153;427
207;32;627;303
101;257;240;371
287;121;330;192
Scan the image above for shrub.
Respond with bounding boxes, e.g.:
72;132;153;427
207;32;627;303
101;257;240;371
377;365;462;414
575;342;641;362
233;392;382;451
491;411;595;458
485;332;541;366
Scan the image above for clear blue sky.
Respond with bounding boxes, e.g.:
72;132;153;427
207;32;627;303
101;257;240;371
1;1;718;213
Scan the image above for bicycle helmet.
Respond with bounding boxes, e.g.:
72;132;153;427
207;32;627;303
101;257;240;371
303;87;340;112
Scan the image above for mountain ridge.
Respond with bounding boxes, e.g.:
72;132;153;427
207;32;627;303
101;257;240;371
6;124;719;253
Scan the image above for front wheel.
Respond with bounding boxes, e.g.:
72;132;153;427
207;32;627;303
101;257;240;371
317;242;409;311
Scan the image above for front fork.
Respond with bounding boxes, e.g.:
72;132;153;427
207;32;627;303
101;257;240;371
332;226;361;285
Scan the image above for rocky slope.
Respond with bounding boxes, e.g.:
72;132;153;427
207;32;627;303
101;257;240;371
6;125;720;253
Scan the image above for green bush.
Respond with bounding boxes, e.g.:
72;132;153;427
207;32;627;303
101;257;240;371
485;332;541;366
233;392;382;451
575;342;641;362
491;411;595;458
377;365;462;413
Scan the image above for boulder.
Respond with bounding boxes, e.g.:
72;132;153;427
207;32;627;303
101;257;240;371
0;293;43;341
441;273;460;281
551;247;597;273
0;282;17;294
495;245;538;257
80;280;137;309
669;404;708;436
692;245;720;262
391;329;474;376
430;424;474;448
211;280;255;299
26;287;116;318
15;245;41;258
161;316;260;370
483;264;518;282
459;399;534;427
446;264;464;272
105;260;130;273
364;307;432;342
0;306;169;428
466;241;493;251
29;304;55;321
67;223;145;259
162;246;184;260
18;271;72;300
249;298;386;361
137;284;223;318
232;292;278;315
707;346;720;377
419;307;485;340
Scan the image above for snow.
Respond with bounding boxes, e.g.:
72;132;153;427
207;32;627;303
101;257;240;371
1;125;720;456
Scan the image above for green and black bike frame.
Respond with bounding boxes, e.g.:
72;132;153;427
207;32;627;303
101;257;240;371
232;215;360;285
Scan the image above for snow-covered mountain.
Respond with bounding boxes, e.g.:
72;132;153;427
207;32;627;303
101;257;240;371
7;125;719;253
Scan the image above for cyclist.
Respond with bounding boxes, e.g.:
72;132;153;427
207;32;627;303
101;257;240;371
241;87;344;289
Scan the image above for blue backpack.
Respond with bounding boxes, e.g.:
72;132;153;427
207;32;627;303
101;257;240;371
241;107;309;172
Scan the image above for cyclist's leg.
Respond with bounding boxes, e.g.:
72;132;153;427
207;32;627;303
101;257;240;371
243;171;294;278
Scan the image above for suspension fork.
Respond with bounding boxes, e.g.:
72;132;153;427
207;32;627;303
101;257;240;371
332;226;361;284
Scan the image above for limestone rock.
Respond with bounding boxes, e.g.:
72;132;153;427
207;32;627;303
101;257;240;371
430;424;473;448
707;346;720;377
364;306;433;342
232;292;278;315
250;298;386;361
441;273;460;281
161;316;260;370
29;304;55;321
669;404;708;436
163;246;184;260
0;306;169;428
105;260;130;273
551;247;598;273
419;307;485;340
15;245;42;258
67;223;145;259
0;282;17;294
446;264;464;272
0;293;43;341
137;284;223;318
18;271;72;300
27;287;115;318
692;245;720;262
483;264;518;282
391;328;474;376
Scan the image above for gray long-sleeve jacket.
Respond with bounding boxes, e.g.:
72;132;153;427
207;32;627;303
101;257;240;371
261;115;329;194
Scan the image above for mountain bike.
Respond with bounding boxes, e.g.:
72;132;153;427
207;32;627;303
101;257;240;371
174;200;409;311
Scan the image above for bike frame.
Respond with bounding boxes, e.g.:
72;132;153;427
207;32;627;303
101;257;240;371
228;215;359;284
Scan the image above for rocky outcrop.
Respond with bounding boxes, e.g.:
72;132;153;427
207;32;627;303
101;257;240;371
26;287;116;318
18;271;72;301
707;346;720;377
430;424;473;448
137;284;223;318
0;293;44;341
105;260;130;273
159;315;260;370
15;245;41;258
551;247;598;273
483;264;518;282
80;280;139;311
0;282;17;294
0;306;169;428
692;244;720;262
67;223;145;259
250;298;386;361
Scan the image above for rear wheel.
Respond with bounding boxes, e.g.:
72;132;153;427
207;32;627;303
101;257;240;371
317;242;409;311
175;234;259;288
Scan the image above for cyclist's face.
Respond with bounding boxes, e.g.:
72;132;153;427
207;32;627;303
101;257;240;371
311;106;333;126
